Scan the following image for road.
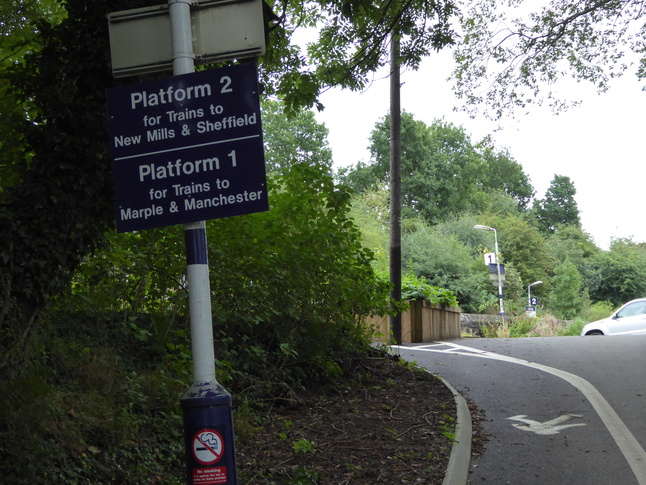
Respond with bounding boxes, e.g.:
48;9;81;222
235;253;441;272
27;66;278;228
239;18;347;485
394;335;646;484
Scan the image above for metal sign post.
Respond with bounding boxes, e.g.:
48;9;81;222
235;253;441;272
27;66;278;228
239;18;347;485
475;224;505;317
106;1;268;483
166;2;237;484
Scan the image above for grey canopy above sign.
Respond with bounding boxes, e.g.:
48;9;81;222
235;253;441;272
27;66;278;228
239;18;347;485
107;0;266;78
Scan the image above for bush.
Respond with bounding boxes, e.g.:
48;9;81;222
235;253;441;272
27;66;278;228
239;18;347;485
400;272;458;306
481;314;575;338
580;300;615;323
558;320;586;336
482;317;536;338
42;162;389;400
205;163;390;396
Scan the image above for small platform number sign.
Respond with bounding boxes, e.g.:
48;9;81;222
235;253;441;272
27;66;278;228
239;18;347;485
484;253;497;265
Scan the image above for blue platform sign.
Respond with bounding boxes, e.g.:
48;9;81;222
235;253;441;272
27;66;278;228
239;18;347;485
106;63;268;232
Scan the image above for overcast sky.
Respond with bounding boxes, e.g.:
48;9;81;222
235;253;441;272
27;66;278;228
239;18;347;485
311;48;645;251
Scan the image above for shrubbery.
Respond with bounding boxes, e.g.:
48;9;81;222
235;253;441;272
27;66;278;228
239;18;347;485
0;162;392;483
400;272;458;307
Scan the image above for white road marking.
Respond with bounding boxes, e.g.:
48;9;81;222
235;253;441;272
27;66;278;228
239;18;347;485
507;414;586;435
394;342;646;485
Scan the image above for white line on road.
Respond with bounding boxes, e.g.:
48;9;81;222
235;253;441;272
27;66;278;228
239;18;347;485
395;342;646;485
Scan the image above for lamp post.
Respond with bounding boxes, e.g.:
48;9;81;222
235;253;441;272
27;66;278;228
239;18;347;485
474;224;504;316
527;280;543;312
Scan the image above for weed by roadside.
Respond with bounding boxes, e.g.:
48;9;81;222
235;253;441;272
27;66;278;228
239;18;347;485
481;314;584;338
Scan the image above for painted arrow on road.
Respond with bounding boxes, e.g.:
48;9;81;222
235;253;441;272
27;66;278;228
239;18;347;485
507;414;586;435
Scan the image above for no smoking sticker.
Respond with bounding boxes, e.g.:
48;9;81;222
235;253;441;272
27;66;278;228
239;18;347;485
192;467;227;485
192;429;224;465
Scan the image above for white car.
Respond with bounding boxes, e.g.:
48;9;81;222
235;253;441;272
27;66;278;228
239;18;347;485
581;298;646;336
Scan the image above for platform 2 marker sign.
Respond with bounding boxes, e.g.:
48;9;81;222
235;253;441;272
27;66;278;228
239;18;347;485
106;62;268;232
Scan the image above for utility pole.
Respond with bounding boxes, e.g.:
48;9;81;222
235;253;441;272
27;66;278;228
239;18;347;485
389;30;402;345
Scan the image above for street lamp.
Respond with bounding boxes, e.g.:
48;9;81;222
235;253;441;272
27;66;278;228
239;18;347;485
527;280;543;311
474;224;505;316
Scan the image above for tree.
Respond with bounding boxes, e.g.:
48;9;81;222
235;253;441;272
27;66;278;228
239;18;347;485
261;99;333;174
341;113;534;224
0;0;65;188
478;138;534;210
476;212;554;290
545;224;599;274
402;221;493;312
454;0;646;119
549;259;586;320
264;0;457;112
585;238;646;306
349;188;391;270
1;0;121;374
477;190;527;218
534;174;581;234
367;113;480;223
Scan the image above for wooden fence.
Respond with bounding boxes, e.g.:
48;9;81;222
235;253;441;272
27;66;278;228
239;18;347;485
367;300;462;343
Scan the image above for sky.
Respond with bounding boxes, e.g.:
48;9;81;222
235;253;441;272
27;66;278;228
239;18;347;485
310;48;646;251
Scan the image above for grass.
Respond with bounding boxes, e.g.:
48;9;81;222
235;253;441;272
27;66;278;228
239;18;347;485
481;314;585;338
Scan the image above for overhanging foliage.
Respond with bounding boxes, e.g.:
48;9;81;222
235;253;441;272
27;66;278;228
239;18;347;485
454;0;646;119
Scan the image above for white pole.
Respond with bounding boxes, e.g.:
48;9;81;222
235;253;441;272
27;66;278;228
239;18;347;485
169;0;195;75
169;0;216;383
166;4;238;483
183;225;216;382
492;228;505;316
527;281;543;313
528;284;532;308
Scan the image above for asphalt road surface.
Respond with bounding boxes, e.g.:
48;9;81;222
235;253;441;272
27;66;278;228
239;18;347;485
395;335;646;484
